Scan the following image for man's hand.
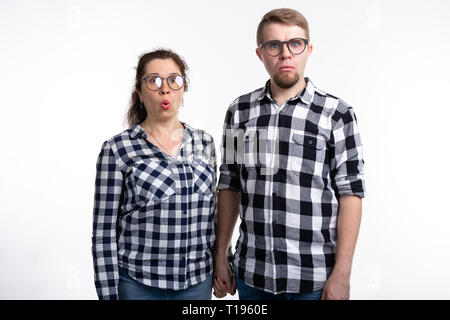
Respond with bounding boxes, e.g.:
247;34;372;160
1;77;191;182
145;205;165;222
321;195;362;300
213;190;240;298
213;259;236;298
321;270;350;300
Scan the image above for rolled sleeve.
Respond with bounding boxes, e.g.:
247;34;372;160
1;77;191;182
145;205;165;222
217;108;241;192
330;107;366;198
217;164;241;192
91;141;122;300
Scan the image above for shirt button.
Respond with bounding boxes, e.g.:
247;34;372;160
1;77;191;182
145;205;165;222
183;210;187;215
308;140;313;145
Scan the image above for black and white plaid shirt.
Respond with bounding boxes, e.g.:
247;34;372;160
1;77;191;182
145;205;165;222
217;78;366;294
92;122;216;300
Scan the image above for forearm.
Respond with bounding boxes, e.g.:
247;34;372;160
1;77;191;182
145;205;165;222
333;195;362;277
215;190;240;260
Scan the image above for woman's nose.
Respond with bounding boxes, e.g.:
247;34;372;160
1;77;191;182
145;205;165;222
159;79;170;95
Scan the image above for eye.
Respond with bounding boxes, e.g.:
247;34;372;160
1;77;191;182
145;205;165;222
174;75;184;87
149;76;162;86
290;39;305;48
267;41;281;49
168;75;184;88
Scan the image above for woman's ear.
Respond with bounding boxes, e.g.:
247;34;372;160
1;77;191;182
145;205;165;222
136;89;143;102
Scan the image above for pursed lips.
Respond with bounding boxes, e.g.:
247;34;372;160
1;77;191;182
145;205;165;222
279;65;294;71
161;99;170;109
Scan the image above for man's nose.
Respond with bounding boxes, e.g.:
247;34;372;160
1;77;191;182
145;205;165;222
279;42;291;59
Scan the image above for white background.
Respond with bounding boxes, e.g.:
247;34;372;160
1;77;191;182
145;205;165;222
1;0;449;299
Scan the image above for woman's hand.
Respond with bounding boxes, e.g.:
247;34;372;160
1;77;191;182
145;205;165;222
213;260;236;298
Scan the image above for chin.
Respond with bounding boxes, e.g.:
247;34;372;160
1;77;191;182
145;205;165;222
160;107;179;118
273;73;300;89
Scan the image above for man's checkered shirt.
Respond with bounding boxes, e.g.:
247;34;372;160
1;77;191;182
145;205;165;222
217;78;366;294
92;122;216;300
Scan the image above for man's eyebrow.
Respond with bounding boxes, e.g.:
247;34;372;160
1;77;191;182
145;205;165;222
261;39;279;45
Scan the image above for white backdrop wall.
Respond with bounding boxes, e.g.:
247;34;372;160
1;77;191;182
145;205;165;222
0;0;449;299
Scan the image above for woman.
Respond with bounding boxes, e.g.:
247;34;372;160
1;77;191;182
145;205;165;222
92;49;216;300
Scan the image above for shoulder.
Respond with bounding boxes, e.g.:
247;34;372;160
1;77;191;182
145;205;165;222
100;124;140;154
183;123;215;146
183;123;216;163
227;86;265;113
311;84;355;122
223;86;265;126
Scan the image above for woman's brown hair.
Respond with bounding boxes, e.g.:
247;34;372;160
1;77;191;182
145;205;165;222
127;49;189;127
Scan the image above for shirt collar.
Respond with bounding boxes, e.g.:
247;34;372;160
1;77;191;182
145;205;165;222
258;77;316;106
129;121;145;139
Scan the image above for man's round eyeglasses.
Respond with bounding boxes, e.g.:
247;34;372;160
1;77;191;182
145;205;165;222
260;37;309;57
142;74;185;91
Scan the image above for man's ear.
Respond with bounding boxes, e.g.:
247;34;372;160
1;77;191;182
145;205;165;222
308;43;313;56
256;48;263;61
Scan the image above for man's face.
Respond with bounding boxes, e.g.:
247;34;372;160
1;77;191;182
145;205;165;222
256;22;312;89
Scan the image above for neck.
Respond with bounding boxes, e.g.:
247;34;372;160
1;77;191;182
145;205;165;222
141;117;182;136
270;77;306;106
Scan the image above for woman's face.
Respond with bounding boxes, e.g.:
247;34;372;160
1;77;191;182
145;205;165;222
138;58;185;122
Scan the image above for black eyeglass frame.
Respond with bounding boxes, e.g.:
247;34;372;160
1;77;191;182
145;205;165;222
260;37;309;57
141;74;185;91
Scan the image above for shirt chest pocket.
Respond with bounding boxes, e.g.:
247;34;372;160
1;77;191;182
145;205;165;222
191;157;214;195
289;133;327;174
130;160;176;203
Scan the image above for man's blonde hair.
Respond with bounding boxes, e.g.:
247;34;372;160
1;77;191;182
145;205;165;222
256;8;310;46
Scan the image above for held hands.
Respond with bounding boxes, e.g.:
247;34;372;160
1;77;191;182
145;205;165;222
213;260;236;298
212;258;351;299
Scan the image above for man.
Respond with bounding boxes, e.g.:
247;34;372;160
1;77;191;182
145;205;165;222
213;8;366;300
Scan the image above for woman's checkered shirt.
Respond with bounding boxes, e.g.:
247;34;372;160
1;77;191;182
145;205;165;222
92;122;217;300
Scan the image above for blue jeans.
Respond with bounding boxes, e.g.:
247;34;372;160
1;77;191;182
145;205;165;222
235;272;323;300
118;266;213;300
